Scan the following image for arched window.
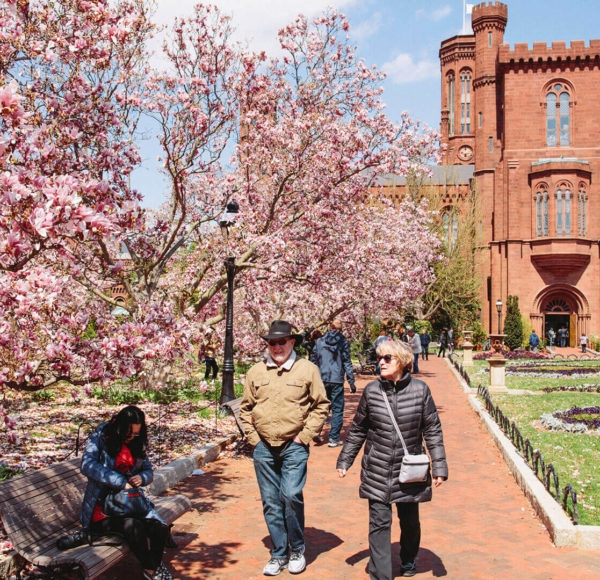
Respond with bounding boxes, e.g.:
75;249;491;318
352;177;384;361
546;83;571;147
447;74;455;137
535;186;549;237
556;186;572;236
578;185;587;236
442;210;458;249
460;70;471;134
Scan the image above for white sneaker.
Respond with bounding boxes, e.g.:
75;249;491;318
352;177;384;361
263;557;288;576
288;547;306;574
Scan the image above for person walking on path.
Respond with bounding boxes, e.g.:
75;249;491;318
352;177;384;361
437;328;448;358
580;332;589;353
240;320;329;576
406;328;422;374
419;328;431;361
199;329;220;380
558;326;568;348
336;340;447;580
547;327;555;347
447;327;454;355
529;330;540;352
310;319;356;448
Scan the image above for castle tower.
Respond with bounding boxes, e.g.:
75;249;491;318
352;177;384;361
471;2;507;170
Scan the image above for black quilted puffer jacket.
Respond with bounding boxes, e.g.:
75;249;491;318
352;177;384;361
336;372;448;504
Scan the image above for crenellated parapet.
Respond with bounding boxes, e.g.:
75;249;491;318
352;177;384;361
471;2;507;33
499;39;600;64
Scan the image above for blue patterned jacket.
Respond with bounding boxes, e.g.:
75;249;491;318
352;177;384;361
80;422;164;529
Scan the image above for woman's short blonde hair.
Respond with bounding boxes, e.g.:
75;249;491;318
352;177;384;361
376;340;414;371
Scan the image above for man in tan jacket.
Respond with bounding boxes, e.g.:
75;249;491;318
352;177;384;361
240;320;329;576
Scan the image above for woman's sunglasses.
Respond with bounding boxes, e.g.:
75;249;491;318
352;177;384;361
267;338;289;346
377;354;395;363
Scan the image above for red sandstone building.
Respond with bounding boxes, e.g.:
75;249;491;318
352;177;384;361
437;1;600;345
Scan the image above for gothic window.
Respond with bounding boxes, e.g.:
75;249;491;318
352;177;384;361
578;186;587;236
556;186;572;236
535;187;549;237
460;70;471;134
447;74;455;137
546;83;571;147
441;210;458;249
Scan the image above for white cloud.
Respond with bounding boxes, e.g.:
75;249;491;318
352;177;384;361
349;11;383;40
151;0;358;57
415;5;452;22
382;53;439;84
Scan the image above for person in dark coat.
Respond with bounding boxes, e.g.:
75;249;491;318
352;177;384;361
419;328;431;360
311;319;356;447
437;328;448;358
76;406;172;580
336;340;448;579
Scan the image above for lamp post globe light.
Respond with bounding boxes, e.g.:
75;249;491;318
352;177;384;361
219;200;239;405
496;299;503;333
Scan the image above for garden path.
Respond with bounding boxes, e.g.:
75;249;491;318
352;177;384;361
100;355;600;579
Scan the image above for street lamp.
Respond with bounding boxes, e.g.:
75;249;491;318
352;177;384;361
496;299;503;333
219;200;239;405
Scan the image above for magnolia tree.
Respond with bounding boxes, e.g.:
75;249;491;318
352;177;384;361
0;2;440;395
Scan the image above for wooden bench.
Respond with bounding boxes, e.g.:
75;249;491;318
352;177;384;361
354;353;377;375
0;457;191;579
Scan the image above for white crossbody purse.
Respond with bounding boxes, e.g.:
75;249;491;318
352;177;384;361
379;385;430;484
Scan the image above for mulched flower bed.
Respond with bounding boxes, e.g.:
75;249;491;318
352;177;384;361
473;350;550;360
542;385;600;393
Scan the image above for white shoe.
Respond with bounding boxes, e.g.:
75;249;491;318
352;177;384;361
263;557;288;576
288;547;306;574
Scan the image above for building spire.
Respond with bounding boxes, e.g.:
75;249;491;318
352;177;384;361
462;0;474;34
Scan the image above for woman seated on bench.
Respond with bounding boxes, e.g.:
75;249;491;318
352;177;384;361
60;405;173;580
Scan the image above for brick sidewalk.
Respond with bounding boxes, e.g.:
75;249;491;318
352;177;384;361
102;356;600;579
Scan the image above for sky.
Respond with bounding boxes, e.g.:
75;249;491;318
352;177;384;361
134;0;600;207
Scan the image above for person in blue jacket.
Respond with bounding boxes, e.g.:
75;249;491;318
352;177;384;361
311;319;356;447
529;330;540;352
60;406;172;580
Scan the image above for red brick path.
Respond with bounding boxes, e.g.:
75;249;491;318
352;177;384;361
102;356;600;579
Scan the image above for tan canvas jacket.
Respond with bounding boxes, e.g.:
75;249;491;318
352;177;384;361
240;357;329;446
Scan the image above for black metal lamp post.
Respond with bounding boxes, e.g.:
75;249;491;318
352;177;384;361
219;200;239;405
496;299;503;333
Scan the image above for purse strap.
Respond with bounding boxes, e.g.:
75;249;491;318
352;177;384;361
378;384;409;455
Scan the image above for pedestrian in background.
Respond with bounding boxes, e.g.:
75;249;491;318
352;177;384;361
437;328;448;358
406;328;422;374
529;330;540;352
336;340;448;579
419;328;431;361
311;319;356;448
200;329;220;380
447;328;454;355
580;333;589;353
240;320;329;576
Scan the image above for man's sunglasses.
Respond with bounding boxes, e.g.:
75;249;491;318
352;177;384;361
377;354;395;363
267;338;289;346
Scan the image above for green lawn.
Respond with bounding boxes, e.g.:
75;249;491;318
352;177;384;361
459;356;600;526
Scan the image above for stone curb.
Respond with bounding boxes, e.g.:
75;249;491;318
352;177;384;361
446;359;600;550
148;433;238;496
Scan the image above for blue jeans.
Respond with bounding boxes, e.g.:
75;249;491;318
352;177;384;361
253;440;309;558
324;382;344;442
413;353;420;374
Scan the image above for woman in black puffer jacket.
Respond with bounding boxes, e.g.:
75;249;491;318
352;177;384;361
336;340;448;580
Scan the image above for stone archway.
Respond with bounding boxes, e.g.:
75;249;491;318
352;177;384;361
532;285;590;347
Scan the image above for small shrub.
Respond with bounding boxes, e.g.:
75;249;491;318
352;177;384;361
32;389;54;402
504;295;524;350
0;464;22;481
